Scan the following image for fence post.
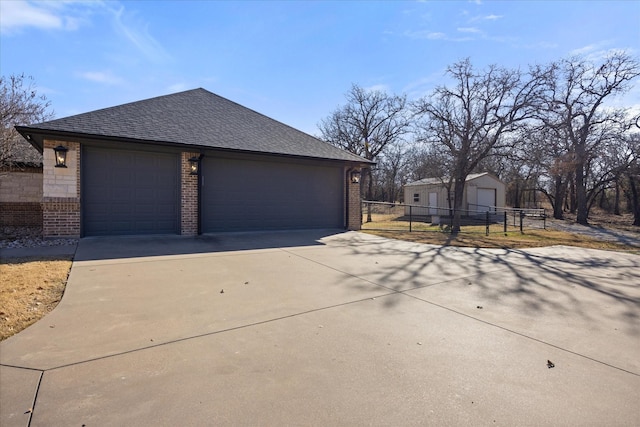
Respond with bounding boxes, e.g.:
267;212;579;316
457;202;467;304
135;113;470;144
543;209;546;230
485;211;490;236
409;205;412;232
503;211;507;233
519;210;524;234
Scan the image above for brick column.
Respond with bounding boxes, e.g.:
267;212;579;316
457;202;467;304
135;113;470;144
346;168;362;231
181;152;199;236
42;140;80;238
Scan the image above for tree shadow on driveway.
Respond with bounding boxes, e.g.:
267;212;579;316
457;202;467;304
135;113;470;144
328;234;640;374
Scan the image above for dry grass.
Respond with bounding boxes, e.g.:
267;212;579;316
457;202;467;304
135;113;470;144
0;256;73;341
363;228;639;253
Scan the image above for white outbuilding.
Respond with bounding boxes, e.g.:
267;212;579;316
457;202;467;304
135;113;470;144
404;172;506;216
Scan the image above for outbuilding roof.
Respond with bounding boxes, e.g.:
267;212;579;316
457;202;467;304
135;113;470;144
404;172;498;187
17;88;371;164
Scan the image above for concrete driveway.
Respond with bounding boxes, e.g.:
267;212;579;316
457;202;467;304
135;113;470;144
1;230;639;426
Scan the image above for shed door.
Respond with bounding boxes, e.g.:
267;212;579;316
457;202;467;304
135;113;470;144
428;192;438;215
201;157;344;232
477;188;496;212
82;147;179;236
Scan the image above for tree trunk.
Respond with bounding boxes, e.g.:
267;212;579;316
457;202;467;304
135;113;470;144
598;189;607;211
568;173;577;213
614;180;621;215
575;158;589;225
513;180;520;208
451;177;466;234
553;175;566;220
629;174;640;226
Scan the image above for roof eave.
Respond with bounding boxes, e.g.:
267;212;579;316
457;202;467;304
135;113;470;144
15;126;374;166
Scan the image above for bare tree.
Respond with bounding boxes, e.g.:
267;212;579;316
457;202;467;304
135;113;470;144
413;59;546;233
1;73;53;169
318;84;411;221
539;52;640;224
618;131;640;225
374;145;411;203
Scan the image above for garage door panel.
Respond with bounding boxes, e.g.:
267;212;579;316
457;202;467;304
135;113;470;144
202;157;343;232
83;147;178;236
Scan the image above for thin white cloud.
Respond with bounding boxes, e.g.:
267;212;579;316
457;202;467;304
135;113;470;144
404;29;473;43
427;32;447;40
457;27;481;34
569;41;618;57
364;84;390;93
109;5;171;63
404;30;446;40
78;71;124;85
470;13;503;22
0;0;81;34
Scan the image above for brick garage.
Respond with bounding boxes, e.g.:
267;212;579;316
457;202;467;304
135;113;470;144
17;89;370;238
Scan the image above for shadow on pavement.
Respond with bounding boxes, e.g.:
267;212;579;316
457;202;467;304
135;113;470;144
73;229;343;261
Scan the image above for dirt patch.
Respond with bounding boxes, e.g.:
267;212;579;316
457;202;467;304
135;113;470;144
0;256;73;341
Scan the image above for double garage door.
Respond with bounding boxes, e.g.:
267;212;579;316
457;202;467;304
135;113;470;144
82;147;344;236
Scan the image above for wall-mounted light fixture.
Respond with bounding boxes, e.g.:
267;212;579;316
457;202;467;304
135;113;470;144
350;169;361;184
189;156;200;175
53;145;68;168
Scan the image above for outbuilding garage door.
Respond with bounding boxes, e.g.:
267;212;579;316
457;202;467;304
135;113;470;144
82;147;179;236
202;157;344;232
477;188;496;212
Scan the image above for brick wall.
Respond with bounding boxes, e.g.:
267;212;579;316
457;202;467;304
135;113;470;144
347;168;362;231
0;202;42;227
42;198;80;237
0;169;43;202
42;140;81;238
181;152;199;235
0;168;43;227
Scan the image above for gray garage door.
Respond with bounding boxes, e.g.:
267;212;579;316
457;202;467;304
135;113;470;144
82;147;179;236
202;157;344;232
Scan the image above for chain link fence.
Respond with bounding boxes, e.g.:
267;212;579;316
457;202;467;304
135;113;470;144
361;201;546;235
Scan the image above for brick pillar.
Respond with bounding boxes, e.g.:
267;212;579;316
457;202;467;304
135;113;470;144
347;168;362;231
42;140;80;238
181;152;199;236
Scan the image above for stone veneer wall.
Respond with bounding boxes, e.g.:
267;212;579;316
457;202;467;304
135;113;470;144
181;152;199;235
347;168;362;231
0;167;43;227
42;140;81;238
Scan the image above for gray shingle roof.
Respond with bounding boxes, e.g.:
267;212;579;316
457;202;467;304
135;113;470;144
17;88;371;164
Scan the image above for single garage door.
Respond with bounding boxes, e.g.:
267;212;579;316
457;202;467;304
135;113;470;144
477;188;496;212
83;146;179;236
202;157;344;232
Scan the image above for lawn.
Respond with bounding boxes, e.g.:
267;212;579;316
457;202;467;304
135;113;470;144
362;228;639;252
0;256;73;341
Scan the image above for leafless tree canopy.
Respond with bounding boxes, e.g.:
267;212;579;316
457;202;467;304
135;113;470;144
319;53;640;227
1;73;54;168
318;84;410;161
412;58;547;232
536;52;640;224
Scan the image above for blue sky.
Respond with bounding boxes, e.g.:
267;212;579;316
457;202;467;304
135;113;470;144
1;0;639;136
